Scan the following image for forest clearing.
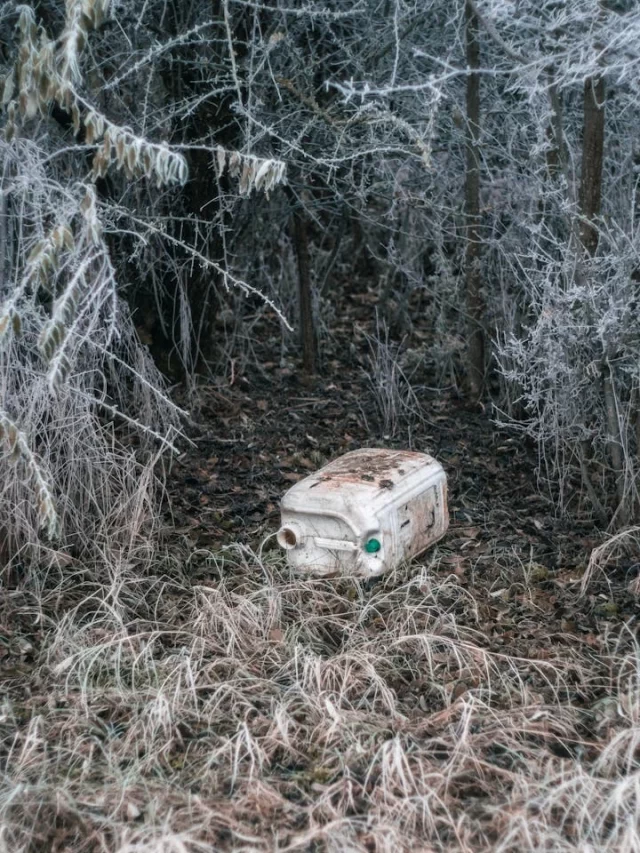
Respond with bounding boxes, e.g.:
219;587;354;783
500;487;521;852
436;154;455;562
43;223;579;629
1;0;640;850
2;301;639;851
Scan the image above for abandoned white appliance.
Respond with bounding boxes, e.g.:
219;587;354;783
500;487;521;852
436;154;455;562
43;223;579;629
277;448;448;576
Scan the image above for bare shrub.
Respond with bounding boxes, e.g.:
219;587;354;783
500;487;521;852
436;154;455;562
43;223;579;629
363;317;425;438
0;0;292;569
0;2;185;568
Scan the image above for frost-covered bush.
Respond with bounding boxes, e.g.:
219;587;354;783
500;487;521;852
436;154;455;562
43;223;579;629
477;1;640;523
0;0;294;567
0;3;188;567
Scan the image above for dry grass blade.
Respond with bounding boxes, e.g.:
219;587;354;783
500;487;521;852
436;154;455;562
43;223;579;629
1;546;638;851
582;526;640;595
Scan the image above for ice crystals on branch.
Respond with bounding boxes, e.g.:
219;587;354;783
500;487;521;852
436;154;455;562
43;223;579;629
213;145;287;196
0;413;60;539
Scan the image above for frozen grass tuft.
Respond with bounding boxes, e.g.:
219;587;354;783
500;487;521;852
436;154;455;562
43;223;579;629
1;547;638;851
363;317;425;438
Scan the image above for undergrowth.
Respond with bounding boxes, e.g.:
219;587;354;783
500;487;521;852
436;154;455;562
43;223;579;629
1;546;638;852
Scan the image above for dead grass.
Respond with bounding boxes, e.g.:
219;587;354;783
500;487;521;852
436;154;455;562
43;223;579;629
0;545;639;852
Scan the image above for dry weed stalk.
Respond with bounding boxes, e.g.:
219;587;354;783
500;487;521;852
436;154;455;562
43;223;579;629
582;526;640;595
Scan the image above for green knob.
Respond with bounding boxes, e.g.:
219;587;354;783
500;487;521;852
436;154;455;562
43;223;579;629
365;538;381;553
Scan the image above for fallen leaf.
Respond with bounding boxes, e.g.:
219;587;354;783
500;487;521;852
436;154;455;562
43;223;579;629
459;527;481;539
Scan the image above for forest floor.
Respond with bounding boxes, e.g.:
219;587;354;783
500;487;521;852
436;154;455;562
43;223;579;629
1;283;640;852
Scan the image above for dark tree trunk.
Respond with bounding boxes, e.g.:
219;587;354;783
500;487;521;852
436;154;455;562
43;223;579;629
576;76;626;523
159;0;247;374
579;77;606;256
291;204;317;375
184;146;224;372
464;0;485;400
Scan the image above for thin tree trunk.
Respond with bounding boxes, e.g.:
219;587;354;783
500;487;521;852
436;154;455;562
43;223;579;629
579;77;606;255
603;356;627;524
291;204;317;375
547;79;583;256
0;171;9;298
185;147;223;372
574;76;623;524
578;76;626;524
634;383;640;461
634;385;640;520
579;440;608;527
464;0;485;400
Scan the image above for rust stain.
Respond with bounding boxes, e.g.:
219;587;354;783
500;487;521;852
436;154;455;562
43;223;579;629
397;486;439;557
304;450;429;492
